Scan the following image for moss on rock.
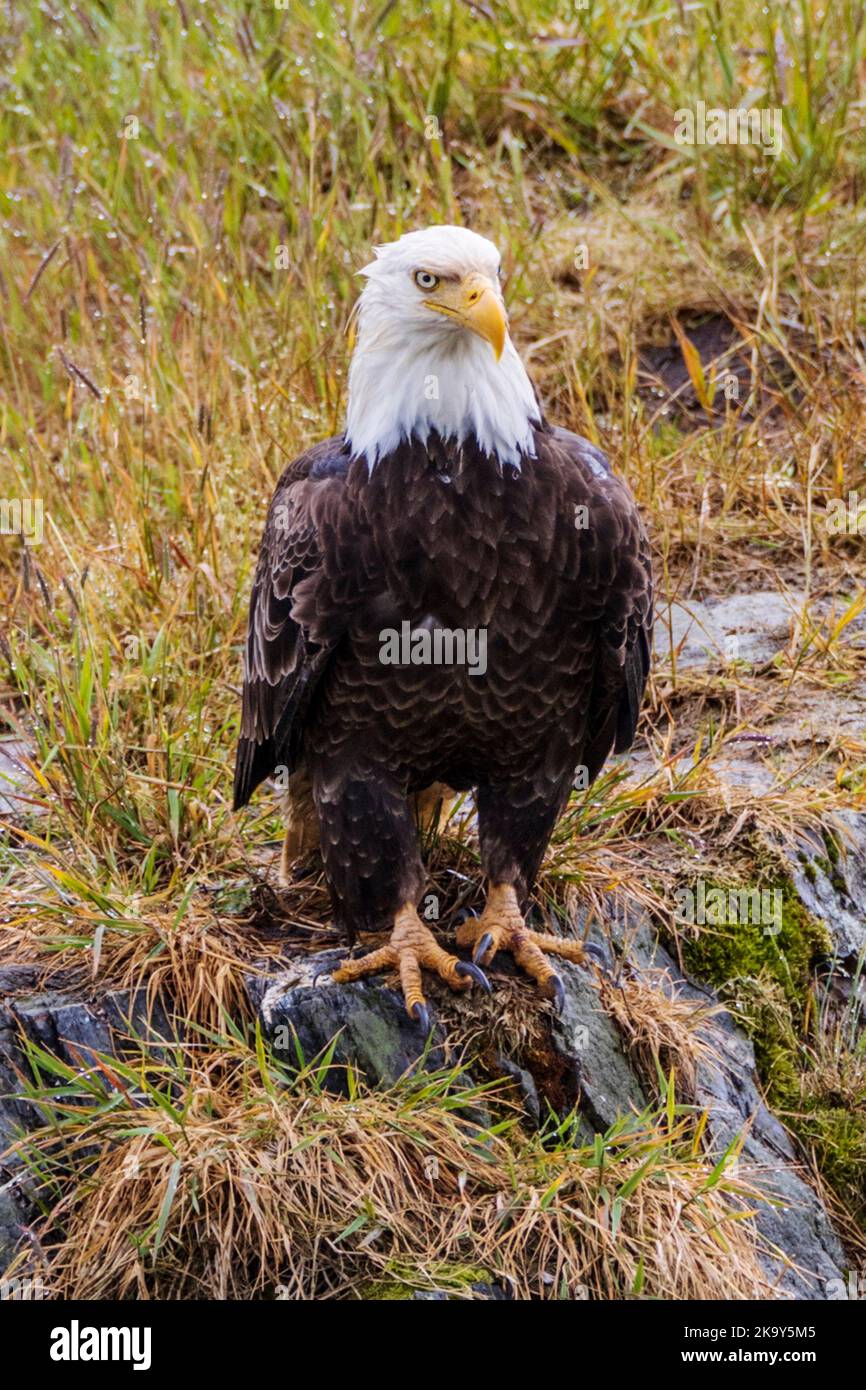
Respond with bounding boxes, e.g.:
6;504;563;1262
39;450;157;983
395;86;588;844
793;1107;866;1227
679;875;829;1017
674;846;864;1228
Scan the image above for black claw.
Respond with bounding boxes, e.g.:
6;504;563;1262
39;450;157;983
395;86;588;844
455;960;491;993
313;958;341;985
411;1002;431;1034
453;907;477;926
548;975;565;1011
473;932;494;964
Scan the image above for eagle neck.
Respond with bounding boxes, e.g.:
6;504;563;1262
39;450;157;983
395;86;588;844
345;330;542;471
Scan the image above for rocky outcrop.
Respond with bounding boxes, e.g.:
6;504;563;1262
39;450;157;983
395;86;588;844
246;941;648;1133
1;845;860;1297
785;809;866;969
624;920;848;1298
0;971;172;1276
245;903;849;1300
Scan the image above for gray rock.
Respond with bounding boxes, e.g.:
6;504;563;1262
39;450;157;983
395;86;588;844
694;1019;847;1300
547;957;647;1131
246;946;646;1129
247;949;448;1092
494;1056;541;1126
655;587;866;677
3;986;173;1073
631;586;863;1295
649;591;866;795
783;810;866;967
654;592;804;672
0;975;172;1276
409;1282;510;1300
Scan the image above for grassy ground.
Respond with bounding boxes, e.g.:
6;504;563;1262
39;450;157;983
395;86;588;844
2;0;866;1297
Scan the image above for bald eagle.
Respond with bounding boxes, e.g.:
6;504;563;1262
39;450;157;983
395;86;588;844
234;226;652;1028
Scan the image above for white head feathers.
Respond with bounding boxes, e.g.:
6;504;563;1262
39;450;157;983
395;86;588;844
344;226;540;469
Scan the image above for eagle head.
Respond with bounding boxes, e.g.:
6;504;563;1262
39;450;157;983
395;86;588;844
358;225;508;360
345;225;541;470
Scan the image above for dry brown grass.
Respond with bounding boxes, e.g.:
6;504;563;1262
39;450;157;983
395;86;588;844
602;968;727;1094
12;1040;774;1302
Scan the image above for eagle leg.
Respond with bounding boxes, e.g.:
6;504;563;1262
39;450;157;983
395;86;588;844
455;883;586;1006
278;769;320;886
331;902;490;1027
412;781;458;836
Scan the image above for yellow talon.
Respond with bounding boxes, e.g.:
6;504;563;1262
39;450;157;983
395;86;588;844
455;883;586;1002
332;903;490;1024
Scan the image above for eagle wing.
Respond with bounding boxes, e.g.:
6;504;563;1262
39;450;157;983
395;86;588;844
548;426;654;780
232;436;352;811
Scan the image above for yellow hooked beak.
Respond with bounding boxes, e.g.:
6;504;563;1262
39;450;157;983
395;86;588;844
423;272;507;361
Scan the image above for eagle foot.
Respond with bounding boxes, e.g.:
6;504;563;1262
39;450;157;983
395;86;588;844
330;903;491;1028
455;883;588;1006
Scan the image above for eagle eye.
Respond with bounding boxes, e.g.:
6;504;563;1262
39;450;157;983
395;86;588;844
414;270;439;291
